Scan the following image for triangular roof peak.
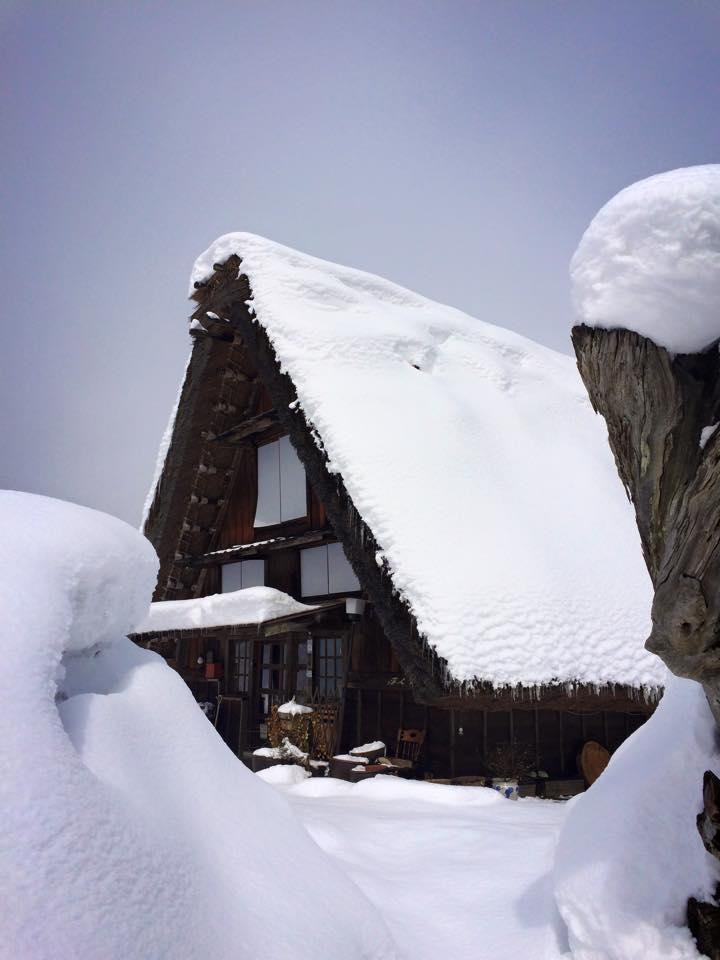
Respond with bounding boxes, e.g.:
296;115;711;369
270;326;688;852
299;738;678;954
147;233;663;696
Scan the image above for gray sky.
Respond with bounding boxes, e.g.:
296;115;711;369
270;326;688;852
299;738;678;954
2;1;719;525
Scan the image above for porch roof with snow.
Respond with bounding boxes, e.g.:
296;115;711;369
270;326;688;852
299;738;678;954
144;233;664;699
132;587;320;636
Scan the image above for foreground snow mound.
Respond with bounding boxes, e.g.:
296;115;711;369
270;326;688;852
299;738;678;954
554;676;720;960
190;233;660;691
571;165;720;354
0;491;395;960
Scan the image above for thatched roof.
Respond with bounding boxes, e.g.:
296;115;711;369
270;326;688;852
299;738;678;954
144;234;664;702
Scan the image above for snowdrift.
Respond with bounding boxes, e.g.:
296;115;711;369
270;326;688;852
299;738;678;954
554;676;720;960
0;491;395;960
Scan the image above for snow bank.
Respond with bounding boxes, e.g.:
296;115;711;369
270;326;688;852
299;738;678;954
133;585;317;633
0;491;394;960
191;234;661;691
554;675;720;960
571;165;720;354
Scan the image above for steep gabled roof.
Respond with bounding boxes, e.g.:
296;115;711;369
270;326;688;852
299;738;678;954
145;233;664;698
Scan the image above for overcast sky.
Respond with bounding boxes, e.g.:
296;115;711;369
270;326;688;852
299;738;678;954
2;1;719;525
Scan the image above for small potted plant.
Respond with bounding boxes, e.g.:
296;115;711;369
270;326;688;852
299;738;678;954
486;743;535;800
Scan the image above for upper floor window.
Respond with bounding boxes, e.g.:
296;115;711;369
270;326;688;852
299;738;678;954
221;559;265;592
300;542;360;597
255;436;307;527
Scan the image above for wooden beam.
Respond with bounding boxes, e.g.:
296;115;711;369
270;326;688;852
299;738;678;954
212;409;278;444
186;529;330;566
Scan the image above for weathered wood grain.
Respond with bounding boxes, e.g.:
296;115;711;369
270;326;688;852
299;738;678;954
572;324;720;722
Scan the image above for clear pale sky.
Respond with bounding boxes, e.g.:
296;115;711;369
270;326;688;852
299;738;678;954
2;1;718;525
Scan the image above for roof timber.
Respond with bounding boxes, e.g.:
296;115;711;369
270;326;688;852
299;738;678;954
185;529;334;567
212;408;279;444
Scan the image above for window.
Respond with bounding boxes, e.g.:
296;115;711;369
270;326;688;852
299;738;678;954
233;640;252;694
221;559;265;592
300;542;360;597
258;641;288;734
314;637;344;696
255;436;307;527
295;635;312;698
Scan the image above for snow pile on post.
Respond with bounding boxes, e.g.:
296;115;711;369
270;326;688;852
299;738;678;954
554;677;720;959
0;491;394;960
571;164;720;354
191;234;661;691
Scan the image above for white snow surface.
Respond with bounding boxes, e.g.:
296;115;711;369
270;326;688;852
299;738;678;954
571;165;720;354
0;491;394;960
192;234;661;689
278;695;314;715
133;585;317;634
554;675;720;960
700;423;719;450
141;349;192;528
271;774;570;960
257;763;311;785
351;740;386;754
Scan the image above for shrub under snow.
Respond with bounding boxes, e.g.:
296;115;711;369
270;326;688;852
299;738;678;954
0;491;394;960
571;164;720;354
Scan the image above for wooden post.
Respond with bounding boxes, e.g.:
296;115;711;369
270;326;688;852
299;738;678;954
450;709;456;779
376;690;383;740
534;708;540;770
356;688;363;745
559;711;565;774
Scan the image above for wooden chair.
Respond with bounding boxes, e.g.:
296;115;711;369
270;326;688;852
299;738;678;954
387;728;425;775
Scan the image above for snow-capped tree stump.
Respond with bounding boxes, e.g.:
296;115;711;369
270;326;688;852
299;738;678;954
572;324;720;723
572;323;720;955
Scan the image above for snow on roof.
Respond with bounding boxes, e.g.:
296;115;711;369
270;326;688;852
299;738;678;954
571;165;720;354
141;350;192;528
190;234;663;691
133;586;317;635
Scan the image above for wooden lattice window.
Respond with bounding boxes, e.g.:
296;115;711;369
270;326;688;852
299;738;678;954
233;639;252;694
314;637;344;696
258;641;290;741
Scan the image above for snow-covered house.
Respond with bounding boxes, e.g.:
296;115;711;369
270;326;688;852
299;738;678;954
136;234;664;780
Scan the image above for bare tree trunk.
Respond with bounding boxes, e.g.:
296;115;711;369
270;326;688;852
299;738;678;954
572;324;720;954
572;325;720;722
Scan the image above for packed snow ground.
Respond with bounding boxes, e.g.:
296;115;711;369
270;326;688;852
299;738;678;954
267;775;570;960
190;232;661;692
